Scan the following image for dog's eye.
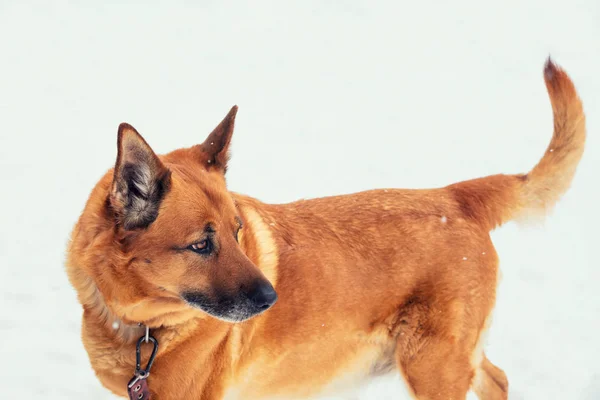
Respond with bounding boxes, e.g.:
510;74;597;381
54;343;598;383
188;239;212;255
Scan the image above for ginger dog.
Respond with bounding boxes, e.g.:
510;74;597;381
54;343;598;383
66;59;585;400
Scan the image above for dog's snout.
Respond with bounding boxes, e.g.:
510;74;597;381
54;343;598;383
249;281;278;311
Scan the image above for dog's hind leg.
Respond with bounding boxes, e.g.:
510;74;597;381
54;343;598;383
396;334;474;399
394;299;478;400
471;354;508;400
468;298;508;399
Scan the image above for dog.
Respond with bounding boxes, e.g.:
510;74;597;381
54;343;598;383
66;59;585;400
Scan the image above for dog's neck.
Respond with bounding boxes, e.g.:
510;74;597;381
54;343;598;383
78;270;149;344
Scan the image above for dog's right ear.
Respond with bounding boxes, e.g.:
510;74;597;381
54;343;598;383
195;105;238;174
109;123;171;230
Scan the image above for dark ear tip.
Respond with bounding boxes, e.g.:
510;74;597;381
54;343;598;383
118;122;140;139
117;123;145;147
118;122;133;133
228;105;238;119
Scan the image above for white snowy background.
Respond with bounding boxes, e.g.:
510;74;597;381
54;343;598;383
1;1;598;399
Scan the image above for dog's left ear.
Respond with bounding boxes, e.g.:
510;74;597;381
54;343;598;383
195;105;238;173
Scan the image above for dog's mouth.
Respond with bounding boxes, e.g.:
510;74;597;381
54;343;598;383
181;282;277;323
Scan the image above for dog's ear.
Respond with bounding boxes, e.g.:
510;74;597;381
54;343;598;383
110;123;171;230
195;105;238;173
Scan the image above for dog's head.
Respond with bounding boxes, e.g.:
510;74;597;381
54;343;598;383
68;106;277;325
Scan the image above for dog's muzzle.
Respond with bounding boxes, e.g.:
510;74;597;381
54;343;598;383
182;280;278;322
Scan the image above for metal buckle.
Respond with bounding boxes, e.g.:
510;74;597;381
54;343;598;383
127;327;159;392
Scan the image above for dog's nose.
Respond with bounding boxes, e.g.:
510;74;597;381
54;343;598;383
248;281;278;310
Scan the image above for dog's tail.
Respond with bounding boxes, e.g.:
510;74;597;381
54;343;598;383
448;58;586;231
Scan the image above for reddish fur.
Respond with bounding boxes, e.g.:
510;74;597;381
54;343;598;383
449;59;586;230
66;59;585;399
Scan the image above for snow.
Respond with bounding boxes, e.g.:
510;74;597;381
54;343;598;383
0;1;599;399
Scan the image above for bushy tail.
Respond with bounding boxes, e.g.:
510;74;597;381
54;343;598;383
448;58;586;230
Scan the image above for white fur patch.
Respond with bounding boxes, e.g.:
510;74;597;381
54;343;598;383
241;207;279;287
